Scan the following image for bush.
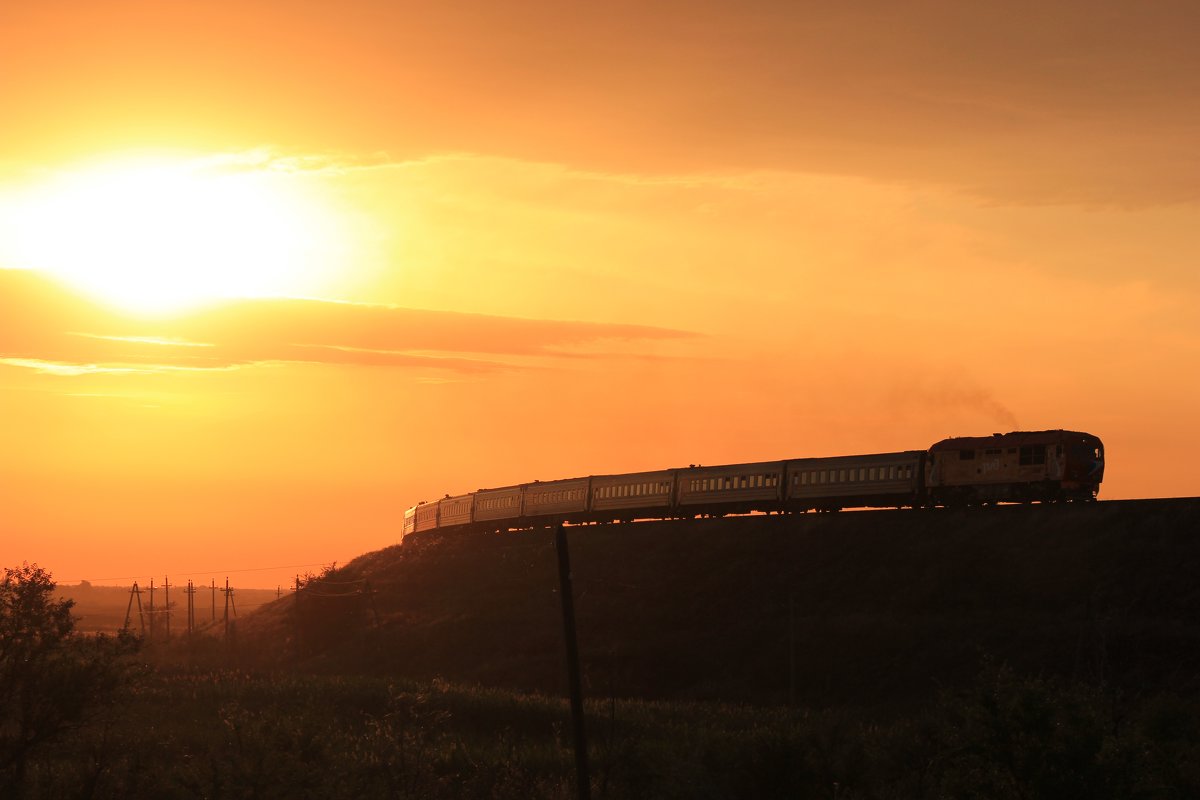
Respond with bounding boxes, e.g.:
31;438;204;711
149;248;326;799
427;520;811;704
0;563;123;795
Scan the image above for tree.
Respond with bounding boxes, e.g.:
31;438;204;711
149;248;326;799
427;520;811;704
0;563;119;794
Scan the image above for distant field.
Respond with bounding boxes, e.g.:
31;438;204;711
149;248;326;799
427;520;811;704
57;583;286;634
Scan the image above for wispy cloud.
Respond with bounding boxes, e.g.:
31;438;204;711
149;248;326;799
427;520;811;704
0;269;696;377
67;332;216;348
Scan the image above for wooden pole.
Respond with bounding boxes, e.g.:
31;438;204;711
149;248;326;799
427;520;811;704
555;524;591;800
223;577;230;640
187;580;197;637
164;576;170;640
294;575;302;651
789;592;796;708
211;579;216;621
148;578;155;641
124;582;145;634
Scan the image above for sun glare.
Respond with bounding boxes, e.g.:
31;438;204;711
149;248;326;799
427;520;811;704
0;154;349;313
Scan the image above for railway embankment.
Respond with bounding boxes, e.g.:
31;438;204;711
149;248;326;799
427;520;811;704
240;497;1200;711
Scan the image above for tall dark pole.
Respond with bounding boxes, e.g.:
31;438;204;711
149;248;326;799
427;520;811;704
555;524;591;800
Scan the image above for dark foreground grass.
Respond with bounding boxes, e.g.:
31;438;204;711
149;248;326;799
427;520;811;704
15;659;1200;799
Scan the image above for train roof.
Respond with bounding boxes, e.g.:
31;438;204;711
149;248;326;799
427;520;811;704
929;429;1102;452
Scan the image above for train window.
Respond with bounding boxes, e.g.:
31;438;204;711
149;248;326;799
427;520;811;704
868;467;877;480
984;448;1002;456
959;450;975;460
1019;446;1046;466
839;469;847;482
818;470;826;483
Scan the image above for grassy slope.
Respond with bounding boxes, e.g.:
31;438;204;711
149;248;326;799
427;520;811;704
236;499;1200;712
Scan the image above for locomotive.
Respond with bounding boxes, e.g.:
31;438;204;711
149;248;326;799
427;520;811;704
402;429;1104;540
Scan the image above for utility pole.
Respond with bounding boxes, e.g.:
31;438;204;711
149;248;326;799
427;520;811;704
555;524;591;800
222;578;237;640
164;576;171;640
211;579;216;621
123;582;146;635
185;580;196;637
148;578;155;641
294;575;302;651
789;592;796;708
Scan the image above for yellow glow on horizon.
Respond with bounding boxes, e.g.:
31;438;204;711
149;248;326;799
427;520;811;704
0;154;351;313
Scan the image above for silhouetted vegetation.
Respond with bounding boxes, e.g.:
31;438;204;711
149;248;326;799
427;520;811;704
0;563;127;797
6;662;1200;798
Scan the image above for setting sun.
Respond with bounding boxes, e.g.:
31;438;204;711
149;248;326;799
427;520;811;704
0;154;349;313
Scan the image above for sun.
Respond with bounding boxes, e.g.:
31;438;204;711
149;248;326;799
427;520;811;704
0;153;349;313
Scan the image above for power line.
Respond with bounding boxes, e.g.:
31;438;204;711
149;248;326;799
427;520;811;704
60;561;331;584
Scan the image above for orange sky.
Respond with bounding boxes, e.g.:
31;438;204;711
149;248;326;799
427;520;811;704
2;1;1198;588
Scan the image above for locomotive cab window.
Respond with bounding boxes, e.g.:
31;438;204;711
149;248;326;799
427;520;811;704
1018;446;1046;466
959;450;975;460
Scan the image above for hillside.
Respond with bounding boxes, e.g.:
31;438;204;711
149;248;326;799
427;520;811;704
236;499;1200;711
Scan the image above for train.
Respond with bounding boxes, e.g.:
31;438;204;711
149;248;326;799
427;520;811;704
402;429;1105;540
